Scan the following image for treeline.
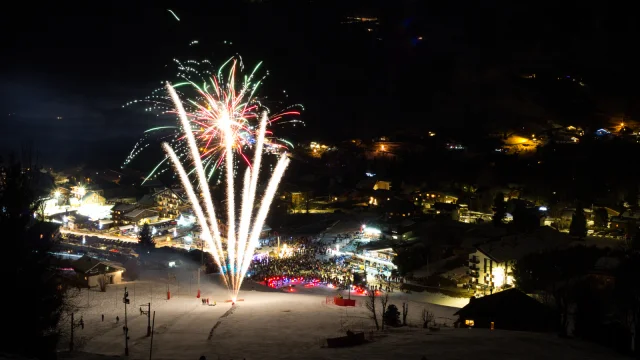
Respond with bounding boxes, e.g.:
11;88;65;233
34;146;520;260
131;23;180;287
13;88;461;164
0;154;69;359
514;246;640;355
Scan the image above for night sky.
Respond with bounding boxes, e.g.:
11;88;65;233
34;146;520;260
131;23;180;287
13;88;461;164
3;1;640;168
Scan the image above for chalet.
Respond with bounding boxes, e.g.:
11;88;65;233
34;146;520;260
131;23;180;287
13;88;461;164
72;255;125;288
433;202;460;221
81;191;106;206
383;199;418;220
454;289;556;332
123;208;159;225
111;203;138;225
27;221;61;240
139;187;187;219
610;210;640;235
420;191;458;205
382;219;417;241
102;186;138;204
467;227;570;293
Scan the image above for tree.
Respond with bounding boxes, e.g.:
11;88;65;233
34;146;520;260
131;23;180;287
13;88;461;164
383;304;401;327
615;254;640;354
512;203;539;233
0;155;67;359
138;223;155;254
365;287;379;330
379;292;390;330
97;274;108;292
393;243;427;276
569;205;587;239
593;207;609;229
124;258;141;281
492;192;506;226
513;246;606;336
187;249;219;274
421;308;434;328
402;302;409;326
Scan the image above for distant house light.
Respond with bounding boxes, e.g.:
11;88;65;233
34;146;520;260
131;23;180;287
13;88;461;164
539;206;548;211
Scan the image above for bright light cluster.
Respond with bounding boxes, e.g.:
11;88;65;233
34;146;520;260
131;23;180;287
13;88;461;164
163;83;290;299
122;57;304;183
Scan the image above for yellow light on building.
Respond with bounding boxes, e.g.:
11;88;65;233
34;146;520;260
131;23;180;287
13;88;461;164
492;267;506;288
465;319;475;327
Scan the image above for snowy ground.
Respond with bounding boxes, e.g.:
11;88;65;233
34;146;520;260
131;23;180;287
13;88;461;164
60;269;621;360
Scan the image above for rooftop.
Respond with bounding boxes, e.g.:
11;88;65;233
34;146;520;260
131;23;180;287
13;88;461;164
123;208;158;219
72;255;125;274
476;227;570;263
112;203;137;212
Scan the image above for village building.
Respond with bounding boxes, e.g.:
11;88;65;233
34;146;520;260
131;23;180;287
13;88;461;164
72;255;126;288
111;203;138;225
467;227;570;293
138;187;187;219
123;208;159;225
455;288;556;332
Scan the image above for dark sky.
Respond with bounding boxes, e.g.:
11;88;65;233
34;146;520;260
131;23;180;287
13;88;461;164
0;0;387;167
3;1;640;168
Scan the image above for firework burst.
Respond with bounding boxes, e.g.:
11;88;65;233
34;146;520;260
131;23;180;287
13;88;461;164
123;56;303;183
163;83;290;300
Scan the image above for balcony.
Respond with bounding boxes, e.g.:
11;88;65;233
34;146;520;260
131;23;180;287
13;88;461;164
468;264;479;271
469;257;480;264
467;270;479;278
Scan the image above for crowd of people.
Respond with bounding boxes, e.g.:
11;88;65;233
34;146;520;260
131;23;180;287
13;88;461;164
249;236;353;288
249;230;405;293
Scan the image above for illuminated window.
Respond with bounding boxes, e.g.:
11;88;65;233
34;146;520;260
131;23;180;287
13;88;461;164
465;320;475;326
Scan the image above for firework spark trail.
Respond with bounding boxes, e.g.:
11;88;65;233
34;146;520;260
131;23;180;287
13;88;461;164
237;168;252;289
239;154;290;282
162;143;230;292
164;84;289;299
166;84;228;273
221;109;237;290
236;112;267;283
167;9;180;21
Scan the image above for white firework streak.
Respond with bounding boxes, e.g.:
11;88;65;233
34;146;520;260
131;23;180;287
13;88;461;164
239;154;289;283
236;112;267;286
166;84;228;274
163;83;289;299
221;110;237;290
161;143;230;291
